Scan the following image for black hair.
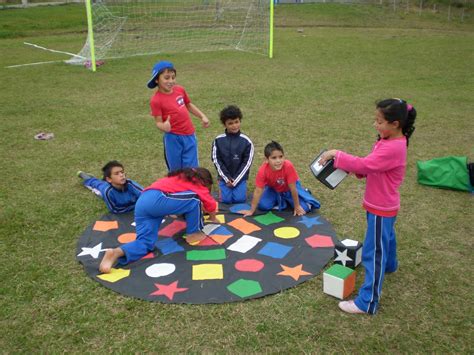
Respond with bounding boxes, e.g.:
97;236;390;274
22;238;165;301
264;141;284;158
157;67;176;80
219;105;243;125
102;160;124;180
376;98;417;146
168;167;213;189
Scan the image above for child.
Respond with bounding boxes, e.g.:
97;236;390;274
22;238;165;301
211;105;254;204
241;141;320;217
78;160;143;214
147;60;210;172
99;167;219;273
318;98;417;315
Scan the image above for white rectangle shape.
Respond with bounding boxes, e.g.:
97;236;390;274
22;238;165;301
227;235;262;253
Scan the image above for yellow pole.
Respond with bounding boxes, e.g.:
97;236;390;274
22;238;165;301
85;0;97;71
269;0;274;58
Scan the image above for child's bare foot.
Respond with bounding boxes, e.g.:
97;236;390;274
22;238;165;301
186;231;206;245
99;248;124;274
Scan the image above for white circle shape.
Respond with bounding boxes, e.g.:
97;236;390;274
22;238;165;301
145;263;176;278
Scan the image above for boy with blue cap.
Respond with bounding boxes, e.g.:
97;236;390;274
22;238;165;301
147;60;210;172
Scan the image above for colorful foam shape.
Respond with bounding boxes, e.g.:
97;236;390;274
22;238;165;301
97;268;131;283
211;226;233;236
277;264;312;281
305;234;334;248
195;237;219;246
149;280;188;300
227;279;263;298
204;214;225;224
227;235;262;253
202;223;221;235
257;242;293;259
186;249;226;261
192;264;224;280
323;264;356;299
145;263;176;278
77;242;105;259
235;259;265;272
334;239;363;268
93;220;119;232
155;238;185;255
230;203;251;214
274;226;300;239
209;234;233;245
158;220;186;237
297;215;324;228
117;232;136;243
228;218;261;234
253;211;285;226
141;252;154;259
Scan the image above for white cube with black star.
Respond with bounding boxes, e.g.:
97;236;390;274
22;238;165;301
334;238;362;269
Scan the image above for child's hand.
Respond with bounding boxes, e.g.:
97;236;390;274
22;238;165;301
318;149;337;165
294;205;306;216
239;210;253;217
209;216;220;224
201;115;210;128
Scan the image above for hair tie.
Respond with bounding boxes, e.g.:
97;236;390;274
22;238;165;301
407;104;413;111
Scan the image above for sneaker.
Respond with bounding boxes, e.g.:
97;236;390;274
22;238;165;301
338;300;365;314
77;171;94;180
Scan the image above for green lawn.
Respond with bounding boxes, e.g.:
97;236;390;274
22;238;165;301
0;3;473;353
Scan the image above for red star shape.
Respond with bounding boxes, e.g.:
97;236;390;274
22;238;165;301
149;281;189;300
277;264;312;281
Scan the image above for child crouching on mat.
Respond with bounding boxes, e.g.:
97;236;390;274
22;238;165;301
99;167;219;273
318;98;417;315
241;141;320;217
78;160;143;214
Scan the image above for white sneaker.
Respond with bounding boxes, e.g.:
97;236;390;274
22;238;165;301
338;300;365;314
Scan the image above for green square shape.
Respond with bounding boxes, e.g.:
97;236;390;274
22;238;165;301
227;279;263;298
253;212;285;226
186;249;226;261
325;264;354;280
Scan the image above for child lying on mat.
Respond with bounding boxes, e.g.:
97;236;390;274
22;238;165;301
241;141;320;217
99;167;219;273
77;160;143;214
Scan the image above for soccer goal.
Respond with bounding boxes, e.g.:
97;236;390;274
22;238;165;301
68;0;274;70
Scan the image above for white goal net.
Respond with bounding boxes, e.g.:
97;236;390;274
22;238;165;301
68;0;271;65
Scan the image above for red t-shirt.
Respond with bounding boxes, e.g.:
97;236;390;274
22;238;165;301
145;175;217;213
255;160;299;193
150;85;195;135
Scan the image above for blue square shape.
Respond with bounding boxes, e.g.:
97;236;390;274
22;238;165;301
257;242;292;259
156;238;184;255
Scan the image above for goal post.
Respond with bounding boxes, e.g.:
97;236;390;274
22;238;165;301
68;0;274;69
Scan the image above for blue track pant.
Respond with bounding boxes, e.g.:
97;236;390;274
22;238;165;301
354;212;398;314
219;179;247;204
119;189;203;264
258;181;320;212
163;132;199;172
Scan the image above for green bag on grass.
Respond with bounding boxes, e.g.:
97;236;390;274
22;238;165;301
417;156;471;192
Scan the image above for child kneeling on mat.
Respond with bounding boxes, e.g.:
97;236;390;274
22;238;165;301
241;141;320;217
99;167;219;273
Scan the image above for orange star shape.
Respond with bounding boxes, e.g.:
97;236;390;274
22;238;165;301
277;264;312;281
149;281;189;300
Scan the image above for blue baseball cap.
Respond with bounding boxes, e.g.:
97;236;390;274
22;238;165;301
147;60;175;89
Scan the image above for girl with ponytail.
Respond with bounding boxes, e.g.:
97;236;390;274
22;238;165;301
318;98;417;315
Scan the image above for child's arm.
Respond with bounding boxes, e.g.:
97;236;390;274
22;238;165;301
211;140;233;184
240;186;263;217
232;139;254;187
288;182;306;216
186;103;210;128
154;115;171;132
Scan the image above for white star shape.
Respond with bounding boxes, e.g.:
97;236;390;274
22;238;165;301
77;242;106;259
335;248;353;266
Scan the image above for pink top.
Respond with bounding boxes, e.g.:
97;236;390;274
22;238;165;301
255;160;299;193
145;175;217;213
334;137;407;216
150;85;194;135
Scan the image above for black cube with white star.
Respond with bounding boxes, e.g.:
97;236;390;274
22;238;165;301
334;238;362;269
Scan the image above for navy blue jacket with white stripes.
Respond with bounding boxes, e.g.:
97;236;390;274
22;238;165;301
211;130;254;186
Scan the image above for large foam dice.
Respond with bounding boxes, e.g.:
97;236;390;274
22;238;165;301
334;238;362;269
323;264;356;299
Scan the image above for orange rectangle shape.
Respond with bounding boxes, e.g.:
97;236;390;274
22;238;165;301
228;218;261;234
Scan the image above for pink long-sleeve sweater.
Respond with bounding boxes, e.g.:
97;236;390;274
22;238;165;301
334;137;407;216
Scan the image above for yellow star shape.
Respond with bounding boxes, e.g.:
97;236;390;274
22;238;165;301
277;264;312;281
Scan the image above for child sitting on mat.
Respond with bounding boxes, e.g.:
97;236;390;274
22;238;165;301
99;167;219;273
78;160;143;214
241;141;320;217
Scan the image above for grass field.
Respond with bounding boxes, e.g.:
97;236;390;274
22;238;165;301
1;3;473;353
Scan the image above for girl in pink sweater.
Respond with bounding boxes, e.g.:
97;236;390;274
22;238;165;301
319;98;417;314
